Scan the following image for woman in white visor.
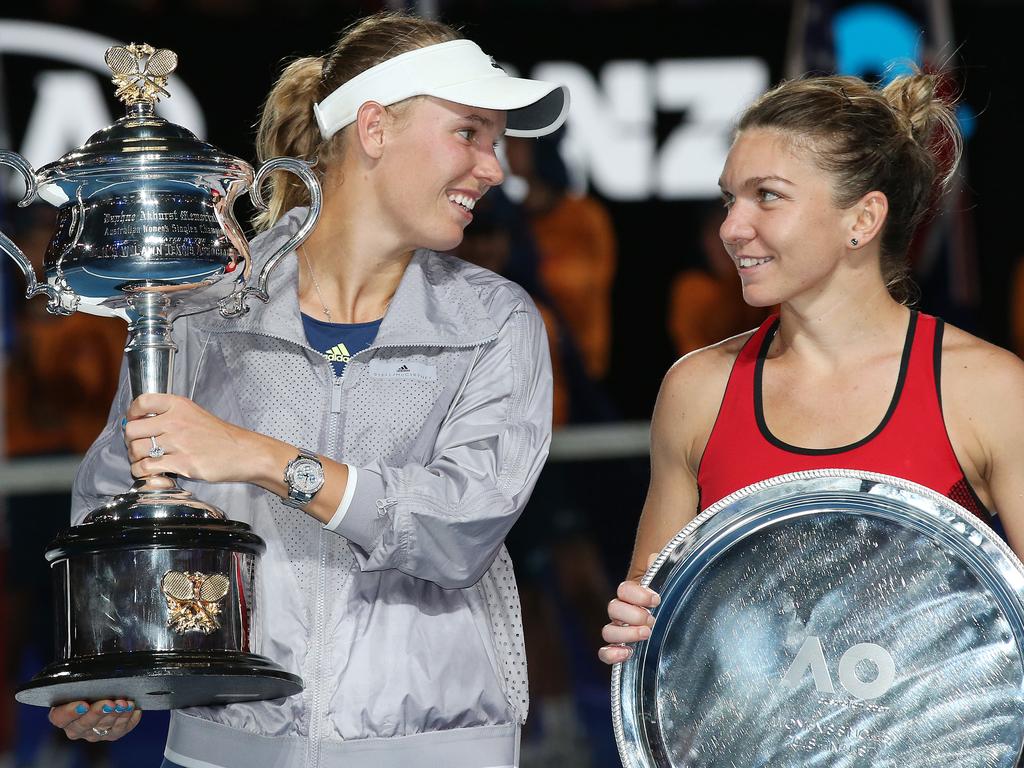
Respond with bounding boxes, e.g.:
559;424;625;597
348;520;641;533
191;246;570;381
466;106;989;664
50;12;568;768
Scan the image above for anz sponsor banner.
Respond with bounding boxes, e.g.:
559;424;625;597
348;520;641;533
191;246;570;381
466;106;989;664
0;19;766;201
0;7;787;420
511;57;769;200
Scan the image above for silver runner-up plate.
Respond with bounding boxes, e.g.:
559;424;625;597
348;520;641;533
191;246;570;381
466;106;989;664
612;470;1024;768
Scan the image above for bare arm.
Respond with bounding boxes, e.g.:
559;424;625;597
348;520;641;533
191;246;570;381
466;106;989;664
599;342;736;664
941;328;1024;555
625;365;703;580
941;326;1024;556
987;421;1024;559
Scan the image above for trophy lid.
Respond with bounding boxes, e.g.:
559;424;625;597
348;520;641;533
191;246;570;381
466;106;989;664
35;43;251;188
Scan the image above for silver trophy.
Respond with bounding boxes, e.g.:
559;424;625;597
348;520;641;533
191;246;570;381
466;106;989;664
614;470;1024;767
0;43;320;709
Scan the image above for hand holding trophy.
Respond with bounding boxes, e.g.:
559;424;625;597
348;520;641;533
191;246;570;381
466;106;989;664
0;42;319;709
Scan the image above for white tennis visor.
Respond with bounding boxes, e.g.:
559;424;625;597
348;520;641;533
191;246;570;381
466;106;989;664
313;39;570;141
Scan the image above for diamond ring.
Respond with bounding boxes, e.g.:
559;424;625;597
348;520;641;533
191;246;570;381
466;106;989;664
91;726;110;737
148;436;165;459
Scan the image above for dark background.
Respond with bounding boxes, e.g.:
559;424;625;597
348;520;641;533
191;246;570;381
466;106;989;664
6;0;1019;420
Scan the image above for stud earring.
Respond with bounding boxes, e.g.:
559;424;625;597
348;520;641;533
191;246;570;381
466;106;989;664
850;237;859;246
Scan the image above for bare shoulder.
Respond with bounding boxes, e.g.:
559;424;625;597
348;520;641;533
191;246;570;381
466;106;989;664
941;323;1024;462
942;324;1024;552
941;323;1024;399
653;329;754;466
661;330;751;400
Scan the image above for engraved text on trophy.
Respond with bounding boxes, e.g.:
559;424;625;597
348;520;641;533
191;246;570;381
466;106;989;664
48;191;240;284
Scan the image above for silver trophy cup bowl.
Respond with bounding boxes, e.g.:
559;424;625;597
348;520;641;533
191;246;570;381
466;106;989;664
0;43;320;709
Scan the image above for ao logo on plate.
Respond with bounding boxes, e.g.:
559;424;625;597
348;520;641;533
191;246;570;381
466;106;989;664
781;636;896;700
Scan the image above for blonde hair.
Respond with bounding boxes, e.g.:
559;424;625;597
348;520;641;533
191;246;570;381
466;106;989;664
737;71;962;303
253;12;460;231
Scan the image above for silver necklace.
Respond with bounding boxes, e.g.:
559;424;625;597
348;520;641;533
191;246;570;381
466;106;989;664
300;245;332;322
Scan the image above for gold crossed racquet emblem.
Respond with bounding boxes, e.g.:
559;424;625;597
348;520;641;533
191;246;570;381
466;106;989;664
104;43;178;106
161;570;230;635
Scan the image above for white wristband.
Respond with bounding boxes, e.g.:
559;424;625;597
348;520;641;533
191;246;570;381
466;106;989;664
323;464;358;532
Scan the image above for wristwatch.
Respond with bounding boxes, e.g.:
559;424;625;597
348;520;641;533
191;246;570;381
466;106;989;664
283;451;325;508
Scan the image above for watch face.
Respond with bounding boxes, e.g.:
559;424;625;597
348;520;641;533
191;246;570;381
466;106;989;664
289;458;324;494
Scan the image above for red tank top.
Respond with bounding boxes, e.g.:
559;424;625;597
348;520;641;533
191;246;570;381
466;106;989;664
697;311;993;527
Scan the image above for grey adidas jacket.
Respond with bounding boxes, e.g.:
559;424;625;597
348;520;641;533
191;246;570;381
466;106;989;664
71;208;553;768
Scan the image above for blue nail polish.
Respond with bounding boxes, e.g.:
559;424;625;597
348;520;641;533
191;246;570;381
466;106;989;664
75;704;88;715
121;417;127;429
127;703;135;711
102;705;113;713
115;705;126;713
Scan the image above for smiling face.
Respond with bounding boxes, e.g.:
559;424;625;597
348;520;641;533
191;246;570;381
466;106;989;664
718;129;858;308
372;96;507;253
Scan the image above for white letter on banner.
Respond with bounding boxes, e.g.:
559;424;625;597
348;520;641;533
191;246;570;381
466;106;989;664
655;58;769;199
533;60;654;201
19;71;112;170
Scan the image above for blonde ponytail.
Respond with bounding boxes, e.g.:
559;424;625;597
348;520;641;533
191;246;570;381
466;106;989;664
253;57;327;231
252;11;460;232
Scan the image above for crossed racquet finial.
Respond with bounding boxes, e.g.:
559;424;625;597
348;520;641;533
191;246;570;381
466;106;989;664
104;43;178;105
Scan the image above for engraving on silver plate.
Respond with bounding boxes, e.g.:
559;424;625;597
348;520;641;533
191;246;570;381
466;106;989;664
782;636;895;700
612;470;1024;768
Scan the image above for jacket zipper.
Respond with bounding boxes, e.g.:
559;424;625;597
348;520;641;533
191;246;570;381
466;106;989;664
204;326;499;761
376;497;398;516
307;375;345;768
305;337;498;763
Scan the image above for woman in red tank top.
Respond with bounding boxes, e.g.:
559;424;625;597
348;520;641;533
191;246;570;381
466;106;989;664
599;71;1024;665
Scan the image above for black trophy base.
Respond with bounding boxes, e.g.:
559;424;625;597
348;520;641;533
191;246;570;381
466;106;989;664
15;650;303;710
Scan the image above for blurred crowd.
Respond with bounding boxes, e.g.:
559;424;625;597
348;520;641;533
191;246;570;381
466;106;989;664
0;0;1014;763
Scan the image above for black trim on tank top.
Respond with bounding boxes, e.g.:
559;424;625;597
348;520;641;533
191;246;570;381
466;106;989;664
754;310;918;455
933;318;994;518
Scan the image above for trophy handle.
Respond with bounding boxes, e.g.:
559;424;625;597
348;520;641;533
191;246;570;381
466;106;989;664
0;151;78;315
218;157;322;318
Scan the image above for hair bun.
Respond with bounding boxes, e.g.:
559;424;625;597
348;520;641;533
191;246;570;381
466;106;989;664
736;70;964;304
882;73;939;143
881;70;961;192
